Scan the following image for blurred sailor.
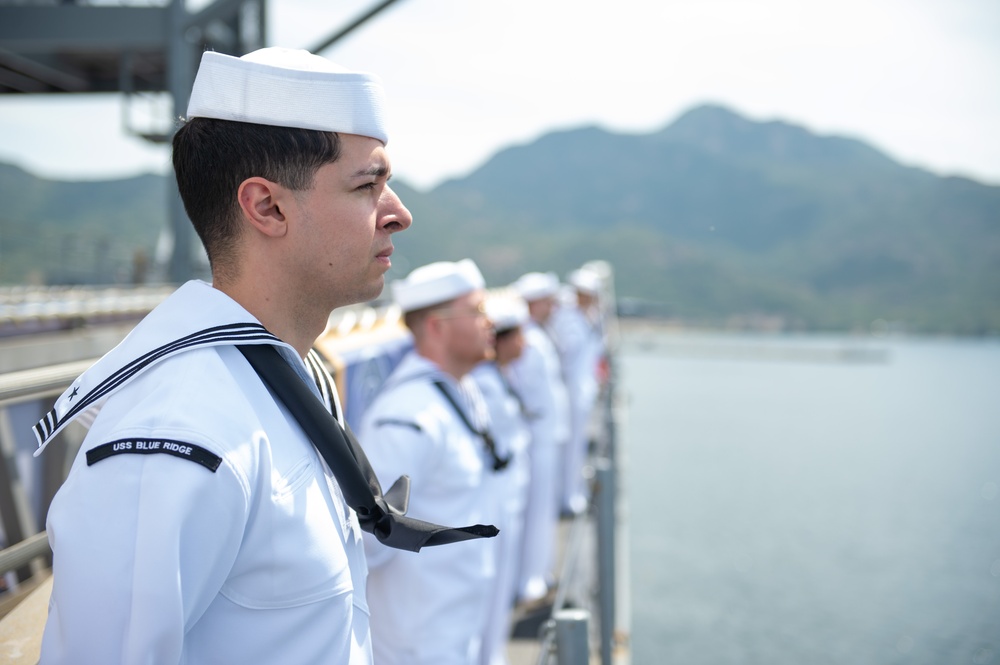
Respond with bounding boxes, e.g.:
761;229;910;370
472;294;533;665
507;271;570;604
359;259;502;665
549;266;607;514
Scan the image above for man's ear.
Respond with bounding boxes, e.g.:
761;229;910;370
237;177;289;238
426;312;448;340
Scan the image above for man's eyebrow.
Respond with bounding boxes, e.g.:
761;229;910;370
353;163;389;178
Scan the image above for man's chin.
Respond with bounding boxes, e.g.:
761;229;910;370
359;276;386;304
332;277;384;310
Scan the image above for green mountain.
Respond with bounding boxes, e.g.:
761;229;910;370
1;104;998;334
0;163;167;285
401;105;1000;334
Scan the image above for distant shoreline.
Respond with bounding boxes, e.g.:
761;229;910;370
613;316;997;340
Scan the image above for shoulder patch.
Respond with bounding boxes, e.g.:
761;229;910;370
86;438;222;472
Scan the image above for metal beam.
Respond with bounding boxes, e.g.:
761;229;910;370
185;0;247;31
309;0;405;54
0;7;169;51
0;49;88;92
0;68;48;94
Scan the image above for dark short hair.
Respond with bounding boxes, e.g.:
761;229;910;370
172;118;341;272
403;306;434;335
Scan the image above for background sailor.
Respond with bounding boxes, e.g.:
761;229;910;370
472;292;533;665
358;259;502;665
548;266;608;515
506;271;570;605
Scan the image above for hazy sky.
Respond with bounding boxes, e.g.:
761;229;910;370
1;0;998;190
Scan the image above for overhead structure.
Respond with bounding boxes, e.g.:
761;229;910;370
0;0;405;283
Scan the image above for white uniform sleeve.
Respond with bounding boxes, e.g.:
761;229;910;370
41;445;250;665
357;414;433;569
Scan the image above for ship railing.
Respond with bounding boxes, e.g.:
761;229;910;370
0;285;175;338
532;346;625;665
0;284;177;591
0;359;94;587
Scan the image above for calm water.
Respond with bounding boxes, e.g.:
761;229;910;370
620;332;1000;665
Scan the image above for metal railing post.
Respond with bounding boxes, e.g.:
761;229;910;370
554;609;590;665
0;407;42;581
594;457;615;665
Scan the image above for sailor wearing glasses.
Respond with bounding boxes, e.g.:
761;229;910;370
358;259;505;665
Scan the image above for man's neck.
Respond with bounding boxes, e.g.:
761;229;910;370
213;280;326;359
415;347;470;382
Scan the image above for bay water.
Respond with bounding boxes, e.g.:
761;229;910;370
619;330;1000;664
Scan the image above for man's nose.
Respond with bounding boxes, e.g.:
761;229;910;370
380;185;413;232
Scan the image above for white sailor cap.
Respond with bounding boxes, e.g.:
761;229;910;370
392;259;486;313
512;272;560;302
557;283;577;308
186;48;389;144
485;294;529;333
568;267;602;295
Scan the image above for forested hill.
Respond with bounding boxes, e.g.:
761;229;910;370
1;104;998;334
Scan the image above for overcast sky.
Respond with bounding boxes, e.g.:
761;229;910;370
1;0;998;191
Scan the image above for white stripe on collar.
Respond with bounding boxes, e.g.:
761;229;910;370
33;324;282;455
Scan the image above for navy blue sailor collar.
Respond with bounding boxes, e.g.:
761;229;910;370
32;280;308;457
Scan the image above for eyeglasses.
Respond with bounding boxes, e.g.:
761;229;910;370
429;302;488;319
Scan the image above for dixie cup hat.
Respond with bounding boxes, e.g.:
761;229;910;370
186;47;389;144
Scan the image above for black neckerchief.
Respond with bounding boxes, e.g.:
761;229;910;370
237;344;498;552
432;380;511;472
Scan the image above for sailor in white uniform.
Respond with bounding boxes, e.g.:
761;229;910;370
34;48;413;664
472;294;533;665
507;271;570;604
549;267;607;515
359;259;502;665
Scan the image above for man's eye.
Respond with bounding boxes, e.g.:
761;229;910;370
358;182;378;191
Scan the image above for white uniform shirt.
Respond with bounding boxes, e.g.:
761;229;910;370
507;320;570;451
549;303;603;409
504;319;569;600
471;361;531;665
358;352;497;665
547;303;605;509
36;280;371;665
471;361;530;521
